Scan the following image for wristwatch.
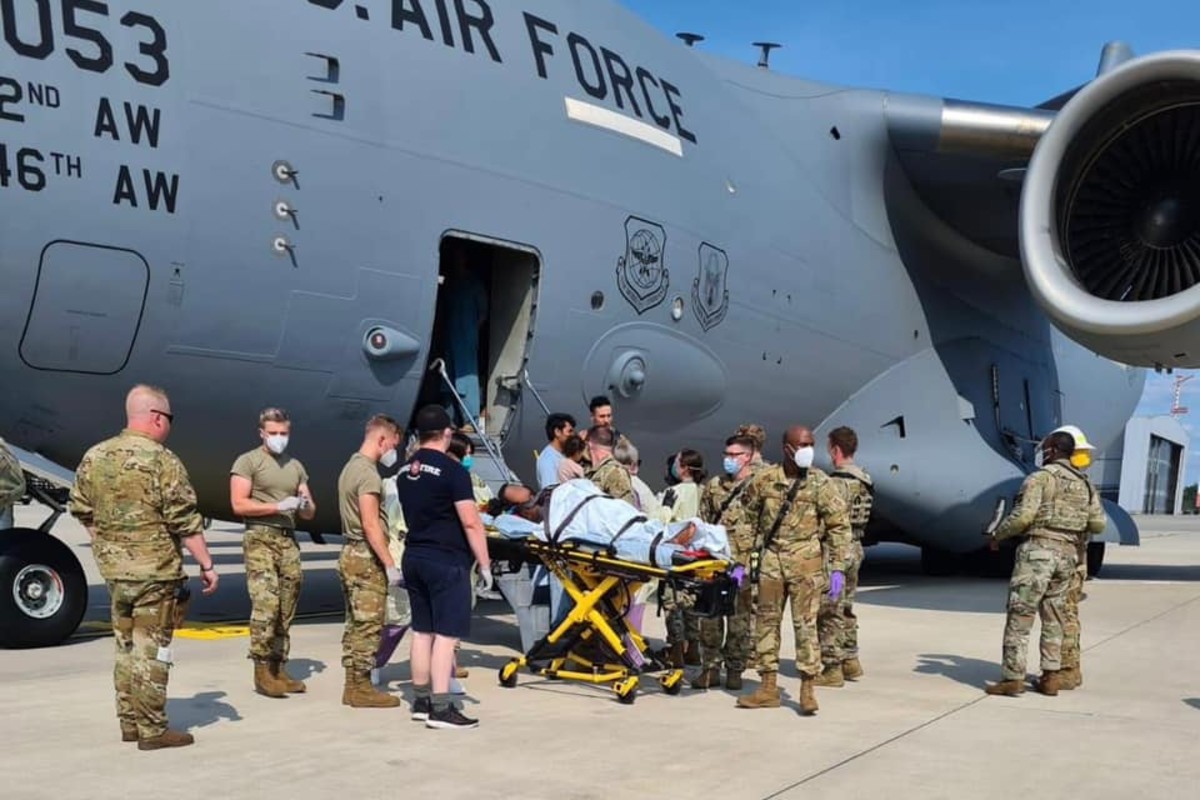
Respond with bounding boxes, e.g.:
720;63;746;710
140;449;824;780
200;564;215;572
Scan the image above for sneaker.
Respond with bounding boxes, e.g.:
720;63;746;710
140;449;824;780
425;706;479;729
449;677;467;695
410;696;431;721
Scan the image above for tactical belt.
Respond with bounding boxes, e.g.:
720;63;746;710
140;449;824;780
245;522;295;535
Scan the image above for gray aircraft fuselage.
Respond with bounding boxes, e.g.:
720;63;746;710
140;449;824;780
0;0;1148;552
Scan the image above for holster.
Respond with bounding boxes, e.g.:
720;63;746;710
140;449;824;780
171;581;191;630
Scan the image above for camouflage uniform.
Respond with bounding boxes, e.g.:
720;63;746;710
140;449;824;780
819;463;873;667
68;430;204;740
0;437;25;529
745;465;852;678
697;473;756;671
337;453;389;672
1061;538;1089;674
587;456;637;507
992;460;1105;681
232;448;308;664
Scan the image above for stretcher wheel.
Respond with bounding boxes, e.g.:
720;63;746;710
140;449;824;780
499;660;520;688
615;677;639;705
660;671;683;695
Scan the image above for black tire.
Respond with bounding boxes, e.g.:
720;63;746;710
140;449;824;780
920;547;960;577
1087;542;1105;578
0;530;88;648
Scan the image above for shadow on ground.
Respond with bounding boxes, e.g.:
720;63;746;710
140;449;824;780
914;653;999;689
1098;564;1200;582
166;690;242;730
1184;698;1200;711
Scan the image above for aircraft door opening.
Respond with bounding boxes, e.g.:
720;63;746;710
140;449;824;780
417;233;540;443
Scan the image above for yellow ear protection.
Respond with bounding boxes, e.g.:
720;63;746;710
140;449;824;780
1071;451;1092;469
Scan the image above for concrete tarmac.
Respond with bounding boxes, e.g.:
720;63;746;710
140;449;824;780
2;507;1199;799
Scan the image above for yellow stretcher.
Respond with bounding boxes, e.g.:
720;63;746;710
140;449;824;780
487;534;736;704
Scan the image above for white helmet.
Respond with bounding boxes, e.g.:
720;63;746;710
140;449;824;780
1048;424;1095;451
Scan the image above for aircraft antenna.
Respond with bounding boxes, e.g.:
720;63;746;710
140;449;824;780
752;42;782;69
1170;374;1193;418
676;32;705;47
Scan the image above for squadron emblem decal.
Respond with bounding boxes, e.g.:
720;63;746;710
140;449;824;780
692;243;729;331
616;216;669;314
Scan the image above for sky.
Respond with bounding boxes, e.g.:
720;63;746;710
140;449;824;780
619;0;1200;484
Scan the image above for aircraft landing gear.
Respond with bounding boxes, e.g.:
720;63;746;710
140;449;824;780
0;529;87;648
920;546;960;577
1087;542;1105;577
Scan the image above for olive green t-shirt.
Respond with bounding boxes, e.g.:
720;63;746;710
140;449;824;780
231;448;308;530
338;452;386;542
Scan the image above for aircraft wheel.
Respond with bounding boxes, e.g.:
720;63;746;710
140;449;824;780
1086;542;1105;578
0;530;88;648
614;677;639;704
660;670;683;695
498;660;520;688
920;547;959;577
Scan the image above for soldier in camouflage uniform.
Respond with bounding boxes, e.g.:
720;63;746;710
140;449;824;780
985;430;1105;697
1043;425;1098;691
737;426;852;715
337;414;403;708
230;407;316;698
69;385;219;750
0;436;25;529
815;426;874;687
584;426;636;507
692;434;759;690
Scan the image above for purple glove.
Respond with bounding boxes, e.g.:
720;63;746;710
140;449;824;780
730;564;747;587
827;571;845;600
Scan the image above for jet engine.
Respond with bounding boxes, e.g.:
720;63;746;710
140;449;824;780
1021;51;1200;368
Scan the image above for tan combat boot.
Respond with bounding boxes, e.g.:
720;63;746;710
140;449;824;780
1058;666;1081;690
137;730;195;750
984;679;1025;696
814;664;844;687
842;658;864;681
690;667;721;689
736;672;781;708
799;677;819;716
342;669;401;708
1036;670;1060;696
254;659;287;698
270;660;307;693
725;670;743;691
683;641;701;667
120;722;138;743
666;642;686;669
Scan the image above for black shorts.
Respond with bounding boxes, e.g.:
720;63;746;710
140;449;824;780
402;551;472;638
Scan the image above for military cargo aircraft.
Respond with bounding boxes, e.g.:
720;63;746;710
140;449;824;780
3;0;1193;646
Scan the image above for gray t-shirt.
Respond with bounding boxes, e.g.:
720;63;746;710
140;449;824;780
231;448;308;529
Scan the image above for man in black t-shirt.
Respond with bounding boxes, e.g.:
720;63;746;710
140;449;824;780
397;405;493;730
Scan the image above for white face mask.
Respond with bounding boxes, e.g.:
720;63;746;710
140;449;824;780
793;445;815;470
264;434;288;455
380;448;398;468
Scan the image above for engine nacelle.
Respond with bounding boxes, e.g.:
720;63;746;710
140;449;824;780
1021;51;1200;368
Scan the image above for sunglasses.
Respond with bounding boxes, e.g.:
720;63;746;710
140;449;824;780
151;409;174;423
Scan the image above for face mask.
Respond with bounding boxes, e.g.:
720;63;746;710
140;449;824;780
380;448;398;468
462;455;474;471
264;434;288;455
793;446;815;470
1035;448;1049;468
670;461;681;481
722;457;740;476
1071;452;1092;469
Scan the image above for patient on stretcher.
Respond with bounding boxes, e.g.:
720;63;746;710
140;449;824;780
485;479;732;566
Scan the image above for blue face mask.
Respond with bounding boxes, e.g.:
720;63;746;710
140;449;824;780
462;455;474;471
722;457;740;476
